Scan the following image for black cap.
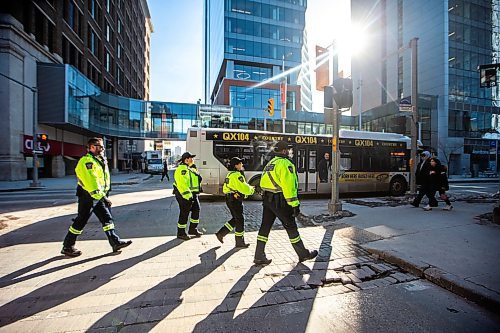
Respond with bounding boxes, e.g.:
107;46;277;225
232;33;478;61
275;140;289;152
230;157;243;168
179;152;196;162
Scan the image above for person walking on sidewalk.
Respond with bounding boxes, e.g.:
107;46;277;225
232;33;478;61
161;159;170;182
61;138;132;257
254;141;318;265
411;151;438;210
215;157;255;248
173;152;203;240
429;157;453;211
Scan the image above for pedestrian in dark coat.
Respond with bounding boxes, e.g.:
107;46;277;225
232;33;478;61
429;157;453;210
161;160;170;182
411;151;438;210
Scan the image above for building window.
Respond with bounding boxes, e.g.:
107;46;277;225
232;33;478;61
106;52;111;72
117;19;122;34
117;43;122;59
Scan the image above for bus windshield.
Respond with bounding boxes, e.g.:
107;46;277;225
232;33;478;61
147;159;162;164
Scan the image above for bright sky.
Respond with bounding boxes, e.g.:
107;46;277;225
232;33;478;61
148;0;350;109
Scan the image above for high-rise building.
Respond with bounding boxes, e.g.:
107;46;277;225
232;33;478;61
351;0;499;175
0;0;152;180
203;0;307;131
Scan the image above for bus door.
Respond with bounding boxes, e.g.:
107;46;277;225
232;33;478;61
296;147;317;193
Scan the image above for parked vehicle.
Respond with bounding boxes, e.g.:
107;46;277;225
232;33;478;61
144;150;164;174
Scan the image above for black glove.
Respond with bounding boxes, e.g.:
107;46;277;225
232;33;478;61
292;206;301;218
102;197;112;208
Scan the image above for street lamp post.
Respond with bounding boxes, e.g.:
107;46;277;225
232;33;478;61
410;37;419;195
358;74;363;130
281;54;287;133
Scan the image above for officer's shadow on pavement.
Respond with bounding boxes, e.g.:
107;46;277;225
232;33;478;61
0;238;183;328
85;246;239;331
0;253;117;288
193;227;335;332
0;197;181;248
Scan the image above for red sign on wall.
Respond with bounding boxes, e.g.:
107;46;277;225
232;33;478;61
23;135;86;157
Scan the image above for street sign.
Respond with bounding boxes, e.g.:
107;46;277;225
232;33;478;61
32;149;44;154
399;98;413;112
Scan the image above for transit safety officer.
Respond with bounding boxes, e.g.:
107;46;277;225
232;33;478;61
61;137;132;257
254;140;318;265
215;157;255;248
173;152;203;240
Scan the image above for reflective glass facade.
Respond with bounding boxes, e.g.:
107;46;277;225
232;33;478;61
448;0;498;137
65;65;197;139
205;0;307;113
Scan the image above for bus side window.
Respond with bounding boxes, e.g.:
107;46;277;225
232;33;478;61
297;149;306;172
340;153;351;170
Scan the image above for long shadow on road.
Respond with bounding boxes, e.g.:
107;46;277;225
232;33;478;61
192;227;335;332
0;238;182;328
86;246;238;332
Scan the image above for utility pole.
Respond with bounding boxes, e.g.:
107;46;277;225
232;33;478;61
328;102;342;214
31;88;41;187
358;74;363;130
410;37;419;195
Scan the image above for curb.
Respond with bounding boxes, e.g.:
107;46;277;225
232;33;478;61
449;178;500;184
364;247;500;314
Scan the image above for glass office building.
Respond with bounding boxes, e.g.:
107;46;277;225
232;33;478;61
351;0;499;175
39;63;344;141
204;0;308;118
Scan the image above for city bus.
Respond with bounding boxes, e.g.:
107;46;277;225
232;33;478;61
186;127;415;197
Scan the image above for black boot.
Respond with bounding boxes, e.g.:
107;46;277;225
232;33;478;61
253;240;271;265
188;224;203;237
62;232;81;257
292;240;318;262
105;230;132;252
235;236;250;248
215;225;230;243
177;228;190;240
61;245;82;257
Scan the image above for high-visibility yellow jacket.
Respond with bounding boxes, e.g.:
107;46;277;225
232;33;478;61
75;153;110;200
260;155;299;207
223;171;255;197
174;163;199;200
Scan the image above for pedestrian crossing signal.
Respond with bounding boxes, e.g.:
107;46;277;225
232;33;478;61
267;98;275;116
37;133;49;148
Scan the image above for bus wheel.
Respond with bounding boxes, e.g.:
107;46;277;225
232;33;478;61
249;177;262;201
389;177;407;196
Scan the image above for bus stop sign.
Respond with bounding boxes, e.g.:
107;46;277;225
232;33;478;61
399;98;413;112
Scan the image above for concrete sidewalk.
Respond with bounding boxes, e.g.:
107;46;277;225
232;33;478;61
299;198;500;312
0;172;152;192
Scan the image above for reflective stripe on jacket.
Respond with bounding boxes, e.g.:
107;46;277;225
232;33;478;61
223;171;255;196
189;165;201;193
75;153;110;200
173;164;193;200
260;155;299;207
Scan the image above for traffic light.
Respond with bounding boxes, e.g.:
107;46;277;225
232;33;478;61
267;97;275;116
37;134;49;149
332;78;353;109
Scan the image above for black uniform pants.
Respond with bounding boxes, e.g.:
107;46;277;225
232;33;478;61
174;189;200;233
161;169;170;181
224;195;244;236
413;187;438;207
63;188;115;247
257;192;301;244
